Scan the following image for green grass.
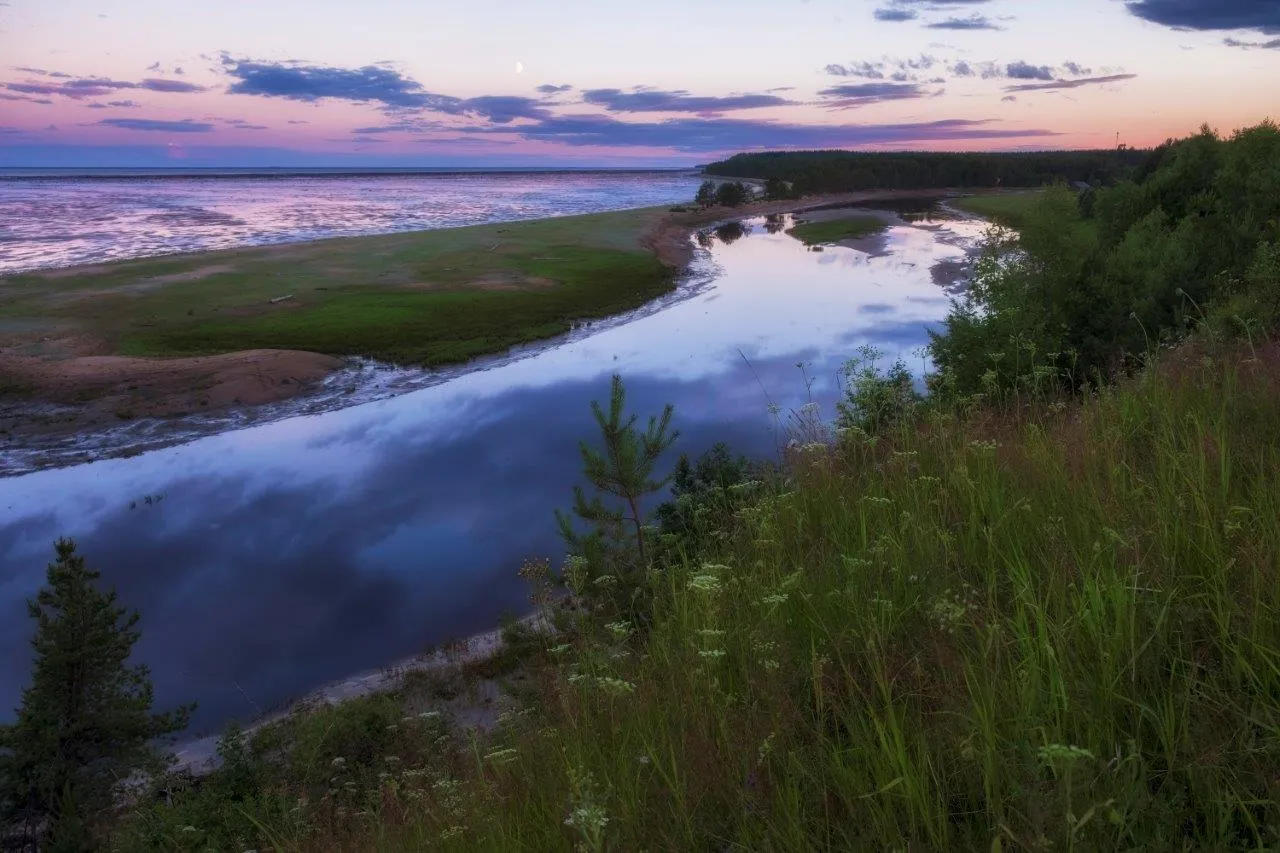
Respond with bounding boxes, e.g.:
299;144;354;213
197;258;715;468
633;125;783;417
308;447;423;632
951;191;1047;229
786;215;886;246
119;247;672;366
121;341;1280;851
0;207;676;366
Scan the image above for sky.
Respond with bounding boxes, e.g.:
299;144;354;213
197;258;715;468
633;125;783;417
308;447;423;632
0;0;1276;167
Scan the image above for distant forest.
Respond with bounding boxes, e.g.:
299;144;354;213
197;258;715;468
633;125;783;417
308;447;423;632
702;149;1150;194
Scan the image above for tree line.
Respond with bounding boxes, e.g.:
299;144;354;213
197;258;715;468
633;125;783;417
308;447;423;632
703;148;1149;195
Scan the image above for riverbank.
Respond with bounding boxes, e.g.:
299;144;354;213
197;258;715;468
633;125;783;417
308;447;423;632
0;189;954;465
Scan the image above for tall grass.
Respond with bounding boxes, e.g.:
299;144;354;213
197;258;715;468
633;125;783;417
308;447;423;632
123;343;1280;850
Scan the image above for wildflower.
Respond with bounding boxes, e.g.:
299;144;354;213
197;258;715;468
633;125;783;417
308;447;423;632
637;755;651;765
548;643;572;655
760;592;789;608
1037;743;1095;764
688;574;722;592
331;757;346;767
697;628;726;637
439;826;466;840
698;649;727;659
757;732;777;766
565;805;610;833
484;747;519;764
180;826;198;833
595;676;637;695
606;621;632;640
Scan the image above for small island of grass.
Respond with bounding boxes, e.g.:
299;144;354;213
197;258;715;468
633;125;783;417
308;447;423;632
950;191;1045;229
786;215;887;246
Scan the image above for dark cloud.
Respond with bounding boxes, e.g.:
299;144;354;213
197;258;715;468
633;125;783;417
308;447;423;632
1124;0;1280;34
581;88;796;113
825;62;888;78
1006;60;1055;80
0;93;54;105
875;7;918;21
146;62;161;72
97;118;215;132
1002;95;1018;102
286;119;310;124
224;118;269;130
459;95;551;123
11;66;72;78
1224;35;1280;48
1063;61;1093;75
928;13;1003;29
108;99;141;108
951;60;976;76
221;57;461;111
140;78;205;93
816;81;929;108
2;75;203;99
468;113;1054;151
536;83;573;94
1004;73;1138;92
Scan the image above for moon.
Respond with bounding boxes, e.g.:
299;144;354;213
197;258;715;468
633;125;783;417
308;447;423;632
515;60;524;74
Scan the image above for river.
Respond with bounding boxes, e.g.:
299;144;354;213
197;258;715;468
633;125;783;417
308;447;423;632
0;203;985;735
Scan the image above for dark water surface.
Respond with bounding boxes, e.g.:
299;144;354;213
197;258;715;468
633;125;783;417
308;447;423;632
0;210;983;733
0;170;701;273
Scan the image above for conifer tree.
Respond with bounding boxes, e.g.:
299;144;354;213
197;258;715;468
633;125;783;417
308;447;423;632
0;539;191;847
556;376;677;613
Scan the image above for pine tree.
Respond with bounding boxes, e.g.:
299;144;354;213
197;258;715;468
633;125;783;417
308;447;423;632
0;539;192;847
556;376;678;615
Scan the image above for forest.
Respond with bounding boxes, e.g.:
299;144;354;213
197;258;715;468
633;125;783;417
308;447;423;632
704;147;1149;194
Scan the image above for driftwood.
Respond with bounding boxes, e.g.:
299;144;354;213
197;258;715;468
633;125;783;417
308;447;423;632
269;294;295;304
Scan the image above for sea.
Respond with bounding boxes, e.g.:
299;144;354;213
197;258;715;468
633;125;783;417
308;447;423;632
0;168;704;274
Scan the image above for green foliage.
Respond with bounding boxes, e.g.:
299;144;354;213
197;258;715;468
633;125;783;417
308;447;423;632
694;179;717;207
655;443;761;550
764;176;798;200
786;215;886;246
556;375;678;619
706;148;1146;195
836;345;922;435
0;540;191;848
931;121;1280;401
714;181;752;207
120;694;456;851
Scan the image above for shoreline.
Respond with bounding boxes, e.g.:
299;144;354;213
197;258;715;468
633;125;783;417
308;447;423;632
1;189;961;475
170;612;550;776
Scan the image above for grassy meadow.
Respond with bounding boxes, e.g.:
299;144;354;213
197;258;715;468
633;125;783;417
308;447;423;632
950;191;1046;229
785;214;887;246
0;207;676;367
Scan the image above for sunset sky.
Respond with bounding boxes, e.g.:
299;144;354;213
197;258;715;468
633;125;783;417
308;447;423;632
0;0;1276;167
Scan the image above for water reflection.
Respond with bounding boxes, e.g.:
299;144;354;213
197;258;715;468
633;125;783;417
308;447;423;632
0;212;984;733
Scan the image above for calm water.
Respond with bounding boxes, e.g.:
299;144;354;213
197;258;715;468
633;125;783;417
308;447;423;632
0;171;701;273
0;209;983;732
